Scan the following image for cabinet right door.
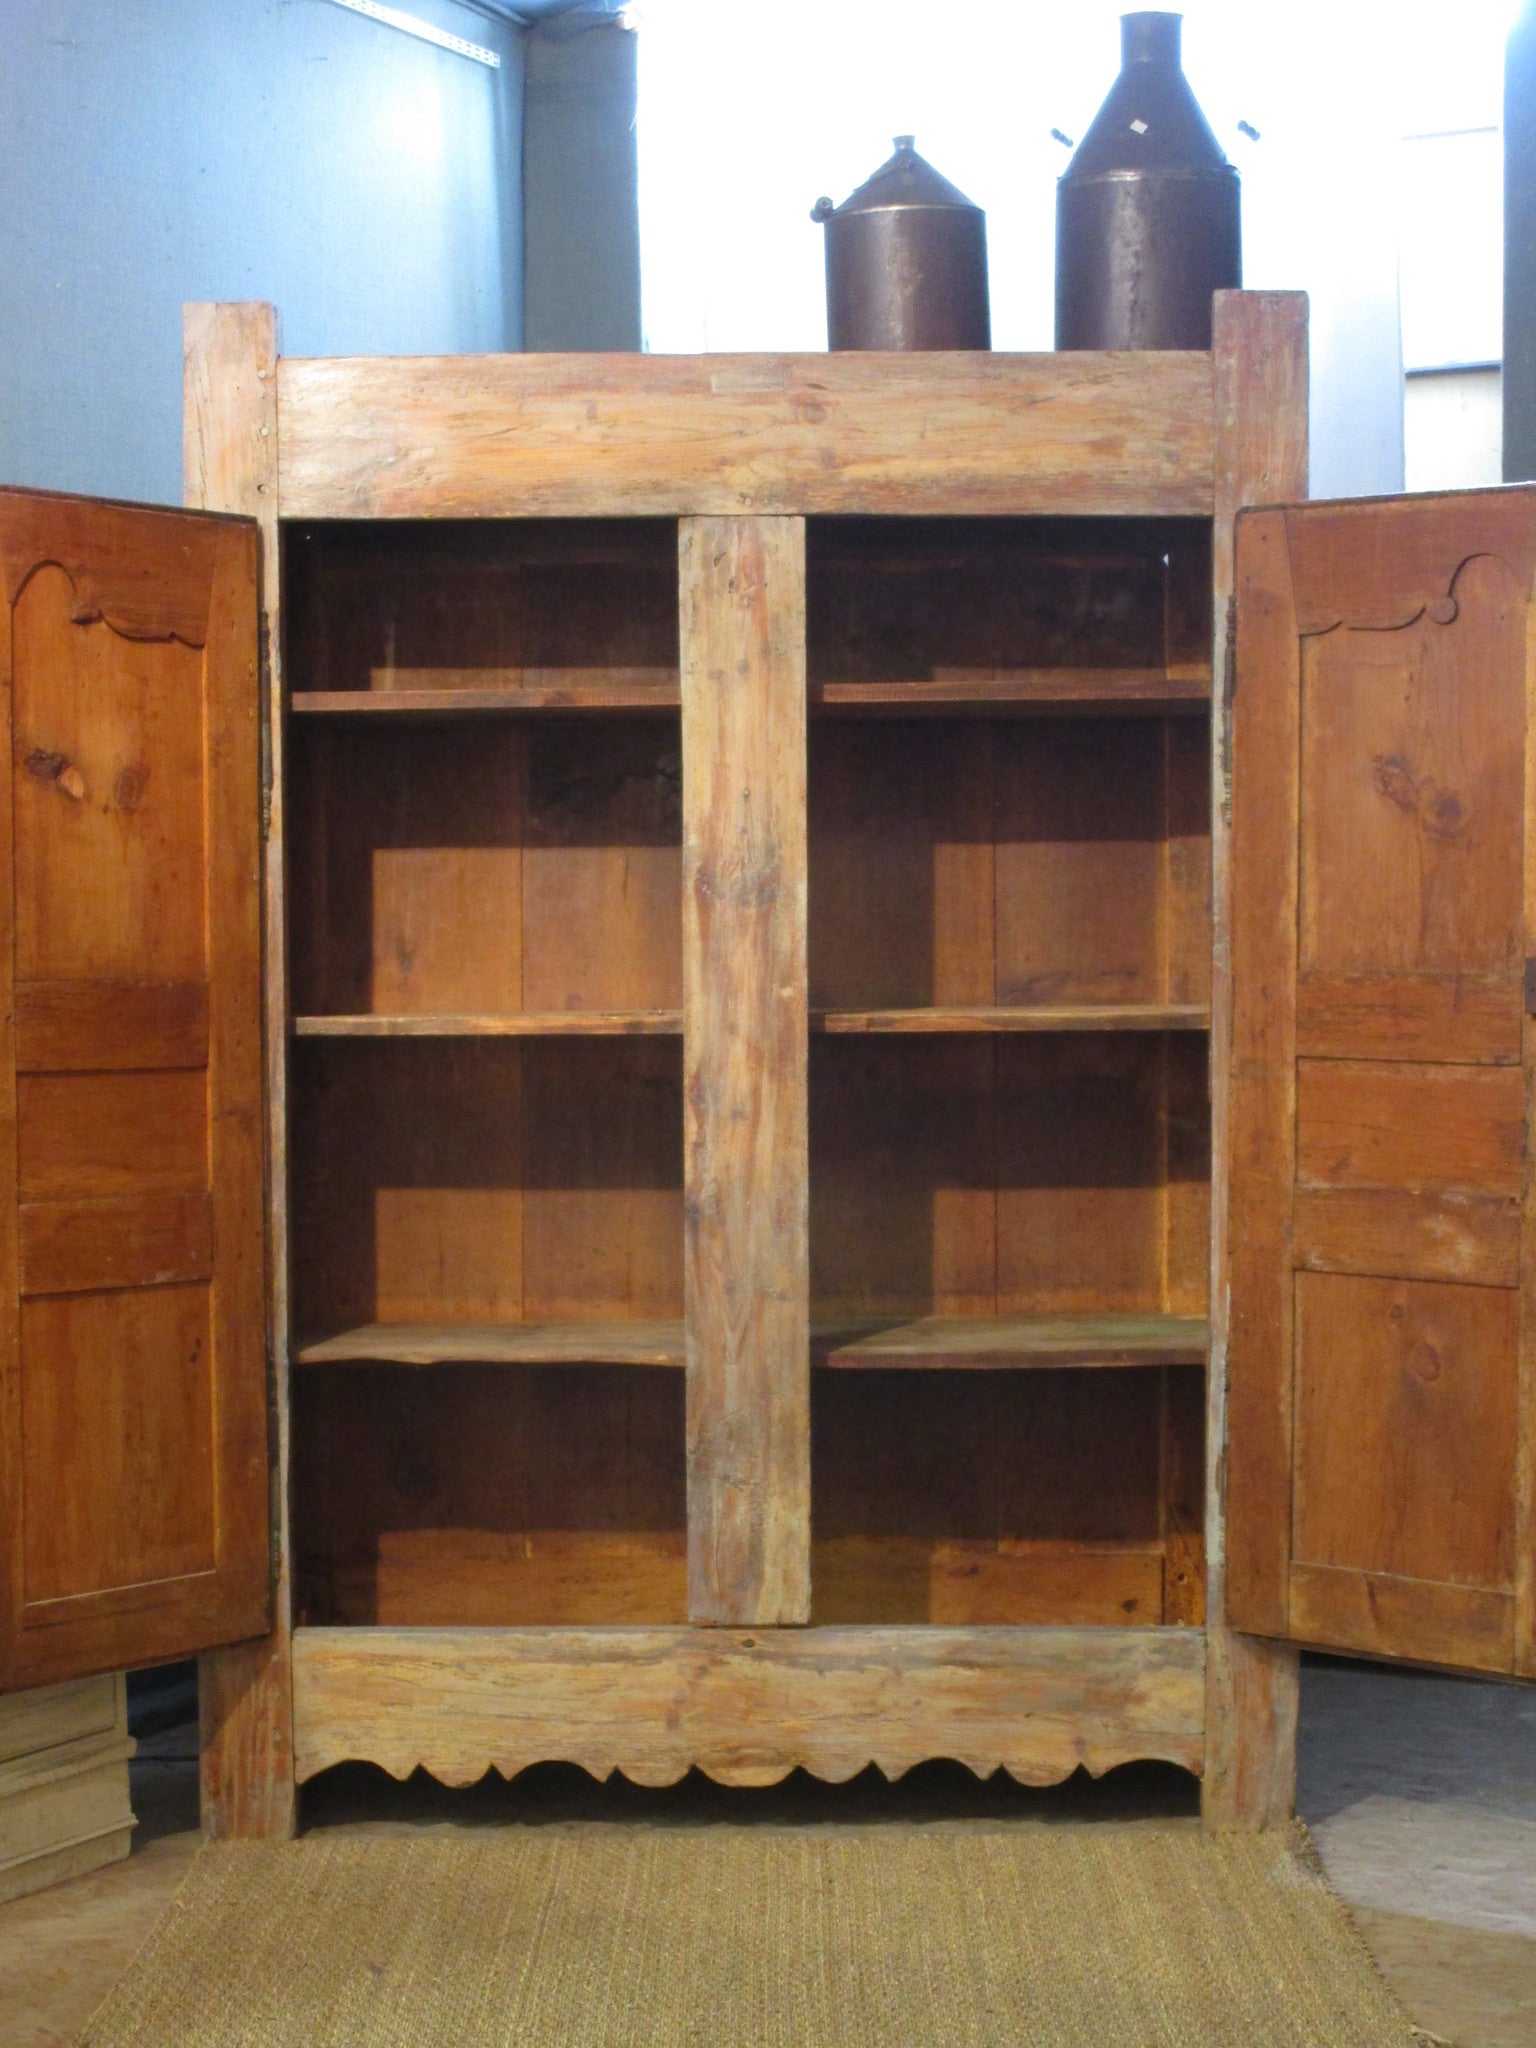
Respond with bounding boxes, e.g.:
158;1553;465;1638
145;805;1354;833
1227;488;1536;1678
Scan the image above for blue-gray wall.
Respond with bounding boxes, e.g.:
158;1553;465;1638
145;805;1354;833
523;16;640;351
0;0;525;506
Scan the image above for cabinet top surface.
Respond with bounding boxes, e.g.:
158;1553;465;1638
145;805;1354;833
275;346;1219;523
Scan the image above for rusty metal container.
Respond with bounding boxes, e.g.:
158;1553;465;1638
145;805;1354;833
1056;13;1239;351
812;136;990;351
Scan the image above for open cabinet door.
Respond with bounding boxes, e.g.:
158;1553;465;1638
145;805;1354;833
1228;488;1536;1679
0;488;268;1691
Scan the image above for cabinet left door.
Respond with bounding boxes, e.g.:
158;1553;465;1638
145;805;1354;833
0;488;268;1690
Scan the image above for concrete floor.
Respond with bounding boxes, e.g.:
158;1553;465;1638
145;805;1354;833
2;1657;1532;2047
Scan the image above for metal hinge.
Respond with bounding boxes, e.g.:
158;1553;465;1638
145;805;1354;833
258;613;273;841
1524;958;1536;1017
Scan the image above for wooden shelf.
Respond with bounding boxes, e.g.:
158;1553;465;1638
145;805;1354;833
290;673;680;716
296;1321;686;1369
292;1011;682;1038
813;1005;1210;1035
296;1312;1207;1374
813;1313;1208;1371
811;668;1211;713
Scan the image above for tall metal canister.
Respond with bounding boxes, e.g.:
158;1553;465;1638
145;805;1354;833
1056;13;1239;350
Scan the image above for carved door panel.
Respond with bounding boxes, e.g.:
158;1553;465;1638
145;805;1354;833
1228;489;1536;1677
0;489;269;1689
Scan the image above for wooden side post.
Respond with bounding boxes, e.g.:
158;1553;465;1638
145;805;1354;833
681;516;810;1625
1204;289;1309;1827
185;301;296;1840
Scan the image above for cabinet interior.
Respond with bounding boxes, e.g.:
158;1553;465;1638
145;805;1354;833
283;514;1213;1632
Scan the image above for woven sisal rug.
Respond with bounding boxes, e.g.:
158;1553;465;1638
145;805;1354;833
77;1819;1419;2047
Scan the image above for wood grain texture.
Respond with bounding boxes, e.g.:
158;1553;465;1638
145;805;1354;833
809;1540;1168;1628
294;1365;685;1628
290;681;678;716
813;1368;1166;1624
815;1313;1206;1371
0;481;18;1709
292;1012;681;1038
296;1320;685;1369
1296;1060;1525;1197
185;301;294;1842
19;1191;213;1298
814;670;1210;712
0;487;223;644
287;714;681;1023
1292;1187;1521;1288
1296;970;1521;1065
1226;469;1536;1698
277;352;1216;521
812;1005;1209;1035
1293;1271;1519;1593
1199;1630;1299;1829
1520;581;1536;1679
16;981;208;1072
289;1624;1207;1787
1288;1564;1513;1674
0;500;267;1696
681;517;809;1624
1206;290;1309;1826
294;1311;1201;1375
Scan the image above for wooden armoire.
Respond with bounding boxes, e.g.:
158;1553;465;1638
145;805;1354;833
0;291;1530;1839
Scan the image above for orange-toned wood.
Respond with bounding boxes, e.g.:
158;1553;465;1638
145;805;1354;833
1521;577;1536;1679
810;1539;1167;1628
995;720;1167;1007
294;1365;685;1628
681;516;809;1625
814;1312;1206;1371
288;716;681;1022
813;671;1210;712
1293;1272;1518;1595
293;1012;681;1038
812;1368;1168;1626
20;1191;213;1298
1227;480;1536;1697
277;354;1216;521
0;488;219;642
15;981;208;1072
1292;1188;1521;1289
282;517;677;695
0;489;267;1698
291;1037;682;1335
1296;1060;1525;1197
296;1320;685;1368
1296;970;1521;1065
185;300;294;1842
289;1623;1206;1789
1161;1364;1207;1627
1205;289;1309;1826
1288;1565;1513;1673
812;1005;1208;1034
291;681;678;715
16;1071;207;1199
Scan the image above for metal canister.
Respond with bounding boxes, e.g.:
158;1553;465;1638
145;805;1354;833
1056;13;1239;351
812;137;990;351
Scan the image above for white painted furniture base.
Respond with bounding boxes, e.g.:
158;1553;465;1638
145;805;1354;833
0;1675;135;1904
